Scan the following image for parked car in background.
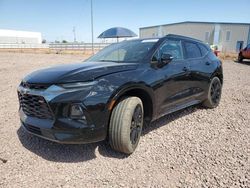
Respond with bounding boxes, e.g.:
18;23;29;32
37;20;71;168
18;34;223;154
210;45;219;56
238;44;250;62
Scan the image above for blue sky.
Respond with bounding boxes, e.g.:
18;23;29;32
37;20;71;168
0;0;250;42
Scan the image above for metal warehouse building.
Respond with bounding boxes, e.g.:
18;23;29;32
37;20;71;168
0;29;42;44
140;21;250;52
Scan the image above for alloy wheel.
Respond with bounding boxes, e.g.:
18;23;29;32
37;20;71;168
130;104;143;145
210;79;221;105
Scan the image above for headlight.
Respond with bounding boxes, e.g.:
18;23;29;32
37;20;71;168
59;81;97;89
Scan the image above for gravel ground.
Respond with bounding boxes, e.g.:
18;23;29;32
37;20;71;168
0;52;249;187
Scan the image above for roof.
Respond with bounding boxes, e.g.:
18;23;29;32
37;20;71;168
140;21;250;30
165;34;203;43
124;34;203;44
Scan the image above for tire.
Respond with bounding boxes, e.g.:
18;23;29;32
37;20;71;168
109;97;144;154
238;53;243;62
202;77;222;109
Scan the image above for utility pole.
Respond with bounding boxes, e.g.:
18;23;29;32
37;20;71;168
91;0;94;54
73;26;76;43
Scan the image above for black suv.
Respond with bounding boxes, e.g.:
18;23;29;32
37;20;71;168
18;34;223;154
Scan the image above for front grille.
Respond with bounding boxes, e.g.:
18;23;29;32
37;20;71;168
18;92;53;119
21;82;49;90
23;123;42;135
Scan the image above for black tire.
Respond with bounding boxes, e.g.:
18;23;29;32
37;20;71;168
109;97;144;154
202;77;222;109
238;53;243;62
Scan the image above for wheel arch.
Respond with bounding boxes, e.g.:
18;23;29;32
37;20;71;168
108;85;155;124
211;62;223;85
214;72;223;85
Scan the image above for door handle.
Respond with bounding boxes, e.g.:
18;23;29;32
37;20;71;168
183;67;188;71
205;62;211;65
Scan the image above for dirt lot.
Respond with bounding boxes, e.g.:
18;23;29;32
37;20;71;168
0;52;249;187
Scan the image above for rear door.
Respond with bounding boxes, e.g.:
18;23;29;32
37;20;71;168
184;41;214;101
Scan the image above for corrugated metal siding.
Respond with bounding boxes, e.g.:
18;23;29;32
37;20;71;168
219;24;249;52
140;22;250;52
0;36;40;44
0;29;42;44
162;23;214;44
140;23;214;44
140;27;159;38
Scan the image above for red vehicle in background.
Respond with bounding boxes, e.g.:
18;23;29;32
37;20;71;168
210;45;219;56
238;44;250;62
213;50;219;56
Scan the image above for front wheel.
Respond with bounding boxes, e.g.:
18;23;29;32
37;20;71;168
202;77;222;108
109;97;144;154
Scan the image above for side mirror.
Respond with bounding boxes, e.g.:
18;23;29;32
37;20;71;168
158;53;173;67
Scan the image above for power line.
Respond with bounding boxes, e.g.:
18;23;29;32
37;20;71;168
91;0;94;54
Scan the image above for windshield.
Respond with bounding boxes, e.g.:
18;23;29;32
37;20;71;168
86;39;158;63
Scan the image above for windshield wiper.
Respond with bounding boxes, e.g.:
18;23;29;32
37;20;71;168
99;59;121;62
98;59;139;63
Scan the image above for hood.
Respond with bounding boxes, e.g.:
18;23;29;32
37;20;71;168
23;61;138;84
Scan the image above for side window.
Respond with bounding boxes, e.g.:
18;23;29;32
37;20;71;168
185;42;202;59
198;44;209;56
247;44;250;50
159;40;183;60
151;40;183;62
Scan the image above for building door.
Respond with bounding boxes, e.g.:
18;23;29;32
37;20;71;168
236;41;244;52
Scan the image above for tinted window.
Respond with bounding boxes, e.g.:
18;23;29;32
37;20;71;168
247;44;250;49
152;40;183;61
185;42;202;58
87;39;157;63
198;44;209;56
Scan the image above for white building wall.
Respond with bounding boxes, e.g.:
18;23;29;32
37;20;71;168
162;23;215;44
219;24;249;52
140;22;250;52
140;27;159;38
0;29;42;44
140;23;214;44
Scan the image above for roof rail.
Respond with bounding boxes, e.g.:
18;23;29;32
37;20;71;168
165;34;203;43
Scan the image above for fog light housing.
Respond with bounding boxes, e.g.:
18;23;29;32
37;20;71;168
70;104;86;120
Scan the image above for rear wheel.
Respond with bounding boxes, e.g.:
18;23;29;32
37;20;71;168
238;53;243;62
202;77;222;108
109;97;144;154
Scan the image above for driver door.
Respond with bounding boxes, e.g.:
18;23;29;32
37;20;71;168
153;39;192;116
